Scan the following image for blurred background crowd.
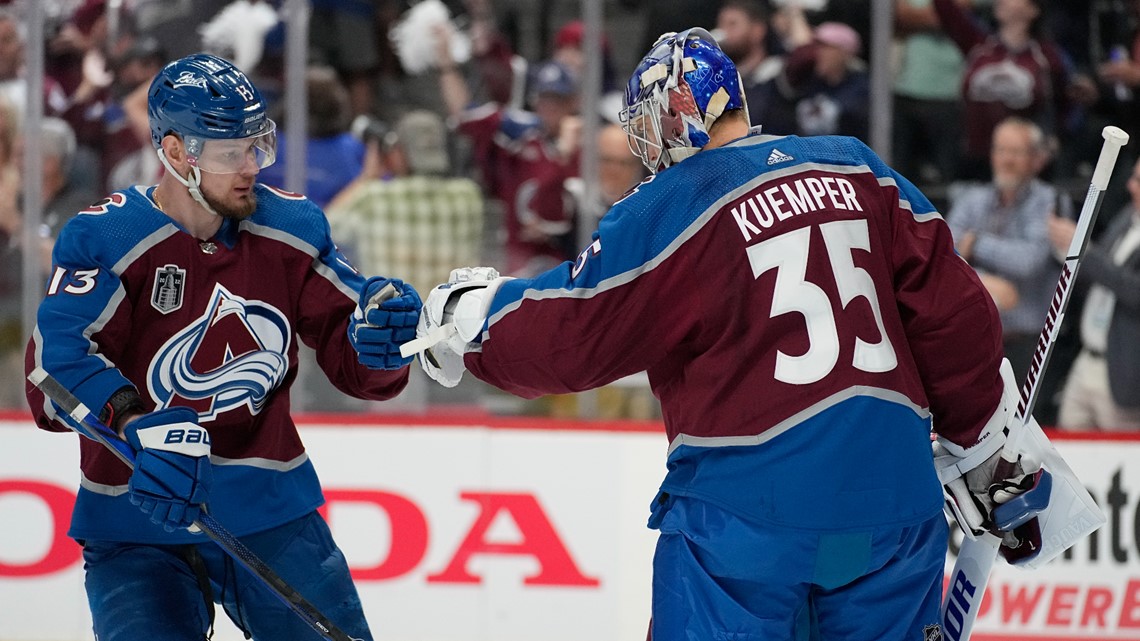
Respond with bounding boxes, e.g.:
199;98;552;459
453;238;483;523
3;0;1140;430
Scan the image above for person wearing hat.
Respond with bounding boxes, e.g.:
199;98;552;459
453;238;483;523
751;19;870;139
933;0;1082;181
328;109;485;301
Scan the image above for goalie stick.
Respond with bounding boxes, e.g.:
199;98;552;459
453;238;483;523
27;368;363;641
941;126;1128;640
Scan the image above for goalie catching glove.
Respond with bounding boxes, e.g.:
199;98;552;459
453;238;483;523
934;358;1051;564
416;267;509;387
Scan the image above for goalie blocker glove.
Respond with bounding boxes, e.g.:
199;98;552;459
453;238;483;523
349;276;422;370
123;407;213;532
934;358;1048;563
418;267;510;387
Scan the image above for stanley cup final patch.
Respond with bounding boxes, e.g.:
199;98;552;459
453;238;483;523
152;264;186;314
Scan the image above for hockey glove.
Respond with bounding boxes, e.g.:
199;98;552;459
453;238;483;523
934;358;1048;563
417;267;505;387
349;277;422;370
123;407;212;532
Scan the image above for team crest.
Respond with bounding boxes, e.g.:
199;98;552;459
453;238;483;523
152;264;186;314
148;283;290;420
923;624;942;641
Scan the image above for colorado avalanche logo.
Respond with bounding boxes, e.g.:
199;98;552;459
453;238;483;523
148;283;290;420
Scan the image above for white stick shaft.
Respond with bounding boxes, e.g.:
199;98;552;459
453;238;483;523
399;323;456;358
942;534;1000;641
944;126;1128;641
1004;125;1129;459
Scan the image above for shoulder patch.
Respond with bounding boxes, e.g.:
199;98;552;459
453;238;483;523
151;264;186;314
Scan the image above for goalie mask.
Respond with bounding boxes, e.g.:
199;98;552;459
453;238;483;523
620;28;748;174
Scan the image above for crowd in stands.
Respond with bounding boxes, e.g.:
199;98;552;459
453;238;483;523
2;0;1140;428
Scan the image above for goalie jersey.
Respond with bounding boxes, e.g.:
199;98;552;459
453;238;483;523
466;133;1006;531
25;184;408;544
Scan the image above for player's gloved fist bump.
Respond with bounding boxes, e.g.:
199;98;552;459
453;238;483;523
122;407;212;532
417;267;503;388
349;276;422;370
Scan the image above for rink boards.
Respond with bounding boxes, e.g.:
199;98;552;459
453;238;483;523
1;413;1138;641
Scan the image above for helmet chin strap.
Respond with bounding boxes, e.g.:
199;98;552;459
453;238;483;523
156;148;220;217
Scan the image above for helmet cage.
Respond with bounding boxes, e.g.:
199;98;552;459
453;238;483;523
619;28;748;174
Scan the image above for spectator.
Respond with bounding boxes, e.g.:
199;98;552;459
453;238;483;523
947;116;1071;381
1048;156;1140;431
128;0;235;60
322;108;487;412
0;8;68;120
46;0;116;183
558;122;656;419
439;25;581;276
327;110;484;302
0;95;20;408
258;65;365;208
565;122;646;224
753;21;870;139
0;115;82;410
309;0;379;117
633;0;721;55
933;0;1078;181
103;36;166;192
35;117;99;241
716;0;786;129
198;0;280;74
548;19;624;121
892;0;966;188
1085;0;1140;223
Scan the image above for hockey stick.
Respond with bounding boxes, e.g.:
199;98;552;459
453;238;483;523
27;368;364;641
941;126;1128;641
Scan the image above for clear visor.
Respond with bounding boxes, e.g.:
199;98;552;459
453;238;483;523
189;120;277;174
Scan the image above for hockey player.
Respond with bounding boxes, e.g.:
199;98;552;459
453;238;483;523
414;29;1041;639
24;53;419;640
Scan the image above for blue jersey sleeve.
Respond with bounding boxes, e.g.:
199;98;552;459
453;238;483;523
33;190;176;422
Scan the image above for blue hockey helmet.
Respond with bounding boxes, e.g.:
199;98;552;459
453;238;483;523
148;53;276;174
619;28;747;173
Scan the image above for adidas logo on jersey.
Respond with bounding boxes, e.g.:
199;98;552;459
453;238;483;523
767;148;794;165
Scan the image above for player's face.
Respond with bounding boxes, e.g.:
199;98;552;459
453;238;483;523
199;161;259;220
624;112;663;171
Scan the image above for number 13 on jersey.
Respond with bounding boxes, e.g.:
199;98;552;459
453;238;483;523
748;219;897;385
